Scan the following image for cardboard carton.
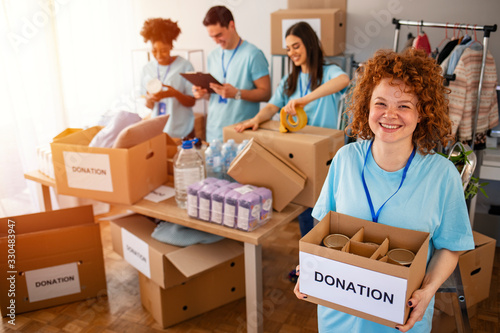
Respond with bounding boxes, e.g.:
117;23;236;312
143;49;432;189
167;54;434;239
138;253;245;328
223;121;344;207
0;206;107;316
435;231;496;316
288;0;346;10
299;211;430;327
271;8;346;56
51;126;167;205
110;214;244;289
227;138;306;212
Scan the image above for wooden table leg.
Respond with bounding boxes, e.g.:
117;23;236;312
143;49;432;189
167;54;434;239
36;184;53;211
244;242;263;333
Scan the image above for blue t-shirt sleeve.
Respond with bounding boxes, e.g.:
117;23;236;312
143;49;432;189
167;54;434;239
268;75;289;107
250;49;269;82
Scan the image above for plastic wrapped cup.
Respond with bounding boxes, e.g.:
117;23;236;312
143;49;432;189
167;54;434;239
387;248;415;266
323;233;349;250
146;78;163;94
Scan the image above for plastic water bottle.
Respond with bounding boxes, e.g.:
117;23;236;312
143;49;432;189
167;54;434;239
236;139;250;155
221;139;237;180
205;139;223;179
174;138;205;209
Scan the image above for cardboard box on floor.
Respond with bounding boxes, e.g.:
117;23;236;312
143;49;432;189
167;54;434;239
0;206;107;316
435;231;496;316
271;8;346;56
299;211;430;327
110;214;244;289
51;126;167;205
223;121;344;208
138;254;245;328
227;137;306;212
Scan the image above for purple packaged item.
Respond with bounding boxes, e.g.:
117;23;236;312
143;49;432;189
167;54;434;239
203;177;219;185
223;185;254;228
214;179;231;187
198;184;220;221
187;181;205;218
237;191;261;231
211;184;240;225
253;187;273;225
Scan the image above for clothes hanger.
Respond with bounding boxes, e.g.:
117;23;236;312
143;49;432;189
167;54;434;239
468;25;483;48
437;23;450;49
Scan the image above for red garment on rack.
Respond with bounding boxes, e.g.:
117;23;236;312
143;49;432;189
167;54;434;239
413;33;431;55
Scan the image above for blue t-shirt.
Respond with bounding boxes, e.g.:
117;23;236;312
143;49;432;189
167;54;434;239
141;56;194;138
312;140;474;333
269;65;347;129
206;40;269;142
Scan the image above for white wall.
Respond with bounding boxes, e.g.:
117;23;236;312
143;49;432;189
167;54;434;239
131;0;500;80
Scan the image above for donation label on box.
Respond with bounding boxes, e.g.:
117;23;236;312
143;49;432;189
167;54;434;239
300;252;408;324
63;151;113;192
122;228;151;278
25;262;81;302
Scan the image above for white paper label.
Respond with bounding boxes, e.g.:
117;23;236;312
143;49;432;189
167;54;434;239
199;197;210;221
63;151;113;192
299;252;407;324
25;262;81;302
144;185;175;203
237;206;250;230
282;18;321;49
187;194;198;217
122;228;151;278
211;201;223;224
224;204;236;227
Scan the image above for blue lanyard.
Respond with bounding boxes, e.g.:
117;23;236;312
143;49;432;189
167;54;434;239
157;62;171;85
299;72;311;97
361;140;416;223
221;38;242;82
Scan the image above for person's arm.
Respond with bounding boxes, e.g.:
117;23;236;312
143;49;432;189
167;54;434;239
283;74;350;115
209;74;271;103
234;103;280;132
160;85;196;107
395;248;461;332
192;85;210;101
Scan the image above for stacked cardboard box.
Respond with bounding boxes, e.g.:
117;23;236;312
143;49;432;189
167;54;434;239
110;214;245;328
0;206;107;317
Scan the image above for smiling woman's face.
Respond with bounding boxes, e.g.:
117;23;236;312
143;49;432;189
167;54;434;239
369;78;420;147
151;40;172;65
285;34;308;71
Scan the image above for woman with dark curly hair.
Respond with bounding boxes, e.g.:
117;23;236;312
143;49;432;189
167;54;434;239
294;48;474;332
140;18;195;138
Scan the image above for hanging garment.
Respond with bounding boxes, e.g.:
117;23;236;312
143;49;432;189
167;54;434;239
413;32;431;55
448;48;499;142
437;39;459;64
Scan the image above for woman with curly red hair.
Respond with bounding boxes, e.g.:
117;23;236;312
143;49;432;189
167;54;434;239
140;18;195;138
294;48;474;332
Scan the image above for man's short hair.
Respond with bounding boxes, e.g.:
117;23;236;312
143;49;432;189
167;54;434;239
203;6;234;28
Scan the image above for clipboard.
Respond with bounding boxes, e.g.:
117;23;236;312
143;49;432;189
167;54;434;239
180;72;222;94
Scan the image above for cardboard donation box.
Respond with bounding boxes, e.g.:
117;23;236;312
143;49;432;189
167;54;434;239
0;206;107;316
51;126;167;205
110;214;245;327
435;231;496;316
271;8;346;56
227;137;306;212
223;121;344;208
299;211;430;327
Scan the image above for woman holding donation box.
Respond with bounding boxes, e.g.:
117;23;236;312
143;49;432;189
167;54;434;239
293;48;474;332
140;18;195;138
235;21;350;237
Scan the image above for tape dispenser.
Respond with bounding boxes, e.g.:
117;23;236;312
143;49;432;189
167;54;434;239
279;106;308;133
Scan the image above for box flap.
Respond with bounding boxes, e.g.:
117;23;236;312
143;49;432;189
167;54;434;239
0;206;94;236
472;230;496;248
53;128;83;141
52;126;102;146
165;239;244;278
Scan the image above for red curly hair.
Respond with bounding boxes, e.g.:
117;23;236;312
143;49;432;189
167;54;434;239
140;18;181;45
347;48;453;155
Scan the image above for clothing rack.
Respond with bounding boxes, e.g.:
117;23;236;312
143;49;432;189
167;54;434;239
392;19;497;150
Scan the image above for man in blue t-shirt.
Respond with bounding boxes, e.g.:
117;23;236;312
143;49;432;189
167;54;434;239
193;5;271;142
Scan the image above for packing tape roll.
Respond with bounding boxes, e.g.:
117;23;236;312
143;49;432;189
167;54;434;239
279;106;308;133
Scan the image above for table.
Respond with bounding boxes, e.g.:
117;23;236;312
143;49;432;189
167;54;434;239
24;170;305;333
